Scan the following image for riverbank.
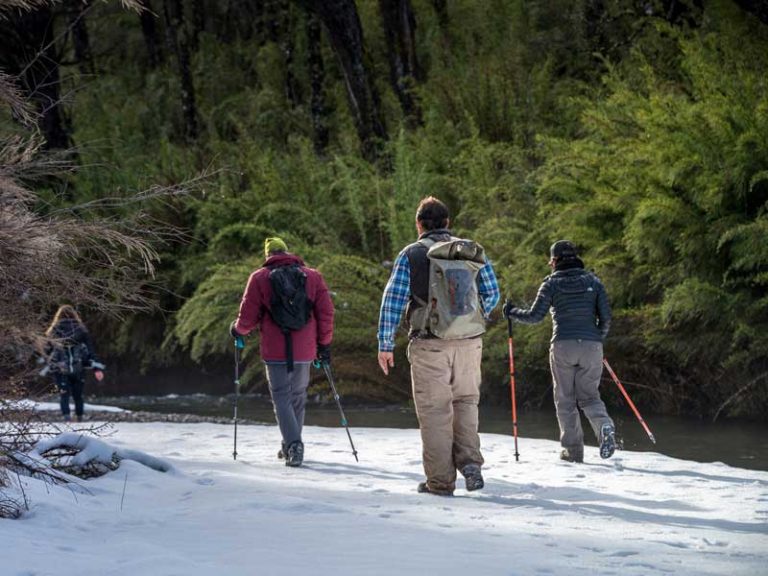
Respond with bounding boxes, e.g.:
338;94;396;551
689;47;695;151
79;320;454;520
18;395;768;471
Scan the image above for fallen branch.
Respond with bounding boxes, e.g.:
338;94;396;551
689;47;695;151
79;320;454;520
713;371;768;422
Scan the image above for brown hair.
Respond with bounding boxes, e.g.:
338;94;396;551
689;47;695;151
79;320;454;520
45;304;83;336
416;196;449;231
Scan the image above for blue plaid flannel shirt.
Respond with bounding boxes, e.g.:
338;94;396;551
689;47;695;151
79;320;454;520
377;251;501;352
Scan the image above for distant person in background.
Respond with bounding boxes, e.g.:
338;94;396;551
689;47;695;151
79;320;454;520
504;240;615;463
230;237;334;467
45;305;105;422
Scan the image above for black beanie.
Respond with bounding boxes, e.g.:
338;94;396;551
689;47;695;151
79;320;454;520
550;240;578;260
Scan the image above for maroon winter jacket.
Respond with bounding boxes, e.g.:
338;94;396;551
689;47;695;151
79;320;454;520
233;253;334;363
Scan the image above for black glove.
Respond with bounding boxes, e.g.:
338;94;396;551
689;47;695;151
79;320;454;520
229;320;240;339
502;300;518;319
317;344;331;364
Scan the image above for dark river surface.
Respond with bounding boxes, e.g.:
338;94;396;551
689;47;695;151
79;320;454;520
98;393;768;472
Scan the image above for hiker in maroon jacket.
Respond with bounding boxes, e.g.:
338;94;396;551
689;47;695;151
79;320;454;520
230;237;334;467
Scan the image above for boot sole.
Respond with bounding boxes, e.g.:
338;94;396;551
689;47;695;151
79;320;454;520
600;425;616;459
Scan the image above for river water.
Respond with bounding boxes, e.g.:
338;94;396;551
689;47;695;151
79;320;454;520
98;394;768;472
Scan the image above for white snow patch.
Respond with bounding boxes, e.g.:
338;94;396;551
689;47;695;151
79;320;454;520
2;423;766;576
30;432;174;473
9;399;128;413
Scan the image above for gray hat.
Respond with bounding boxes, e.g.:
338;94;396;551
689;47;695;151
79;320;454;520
550;240;578;259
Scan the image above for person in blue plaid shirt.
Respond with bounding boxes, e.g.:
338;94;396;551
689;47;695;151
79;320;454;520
377;196;500;496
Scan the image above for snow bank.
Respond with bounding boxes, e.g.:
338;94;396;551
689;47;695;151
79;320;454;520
31;432;174;473
9;399;128;413
3;423;767;576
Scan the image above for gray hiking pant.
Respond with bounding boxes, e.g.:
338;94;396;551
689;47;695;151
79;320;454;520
265;363;311;447
408;337;484;494
549;340;613;458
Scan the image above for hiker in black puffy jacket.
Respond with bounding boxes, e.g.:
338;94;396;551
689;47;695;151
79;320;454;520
45;305;104;422
504;240;616;463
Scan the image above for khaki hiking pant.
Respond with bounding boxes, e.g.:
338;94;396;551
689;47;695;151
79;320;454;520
550;339;613;459
408;337;484;493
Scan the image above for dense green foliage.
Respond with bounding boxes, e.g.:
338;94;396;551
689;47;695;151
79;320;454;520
23;0;768;417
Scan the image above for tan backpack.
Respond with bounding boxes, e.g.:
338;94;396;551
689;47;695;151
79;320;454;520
411;237;487;340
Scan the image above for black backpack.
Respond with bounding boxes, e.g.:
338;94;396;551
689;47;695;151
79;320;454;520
268;264;312;371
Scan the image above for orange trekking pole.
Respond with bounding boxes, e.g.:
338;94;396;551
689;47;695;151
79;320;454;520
603;358;656;444
507;312;520;461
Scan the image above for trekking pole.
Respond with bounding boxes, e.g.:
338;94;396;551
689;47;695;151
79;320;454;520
318;360;359;462
507;310;520;462
233;335;245;460
602;358;656;444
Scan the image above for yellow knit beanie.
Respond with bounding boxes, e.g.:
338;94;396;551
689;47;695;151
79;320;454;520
264;237;288;258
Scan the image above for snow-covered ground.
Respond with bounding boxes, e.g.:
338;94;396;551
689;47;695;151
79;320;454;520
3;421;767;576
9;399;127;413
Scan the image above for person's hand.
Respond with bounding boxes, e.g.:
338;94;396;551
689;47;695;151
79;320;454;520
378;351;394;375
229;320;240;339
317;344;331;364
94;370;104;382
502;300;518;319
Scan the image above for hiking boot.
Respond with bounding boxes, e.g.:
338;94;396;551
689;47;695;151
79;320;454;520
285;441;304;467
600;423;616;459
460;464;484;492
277;443;286;460
417;482;453;497
560;448;583;463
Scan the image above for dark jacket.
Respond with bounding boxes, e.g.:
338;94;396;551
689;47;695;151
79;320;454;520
510;267;611;342
233;252;334;362
48;318;98;375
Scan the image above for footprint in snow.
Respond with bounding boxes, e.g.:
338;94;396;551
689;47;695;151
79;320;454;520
702;538;729;548
607;551;638;558
195;478;215;486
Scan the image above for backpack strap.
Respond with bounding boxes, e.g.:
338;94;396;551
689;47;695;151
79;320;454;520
413;237;438;333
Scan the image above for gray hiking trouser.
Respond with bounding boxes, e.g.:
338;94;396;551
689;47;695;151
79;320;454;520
549;340;613;457
265;363;311;447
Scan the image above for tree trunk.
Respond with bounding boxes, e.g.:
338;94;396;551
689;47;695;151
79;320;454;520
306;13;329;154
163;0;199;141
139;0;163;67
733;0;768;26
432;0;448;32
264;0;300;106
0;8;70;149
69;0;94;76
296;0;387;162
222;0;263;42
379;0;422;127
189;0;205;51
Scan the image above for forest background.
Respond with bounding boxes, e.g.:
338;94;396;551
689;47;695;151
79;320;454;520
2;0;768;420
